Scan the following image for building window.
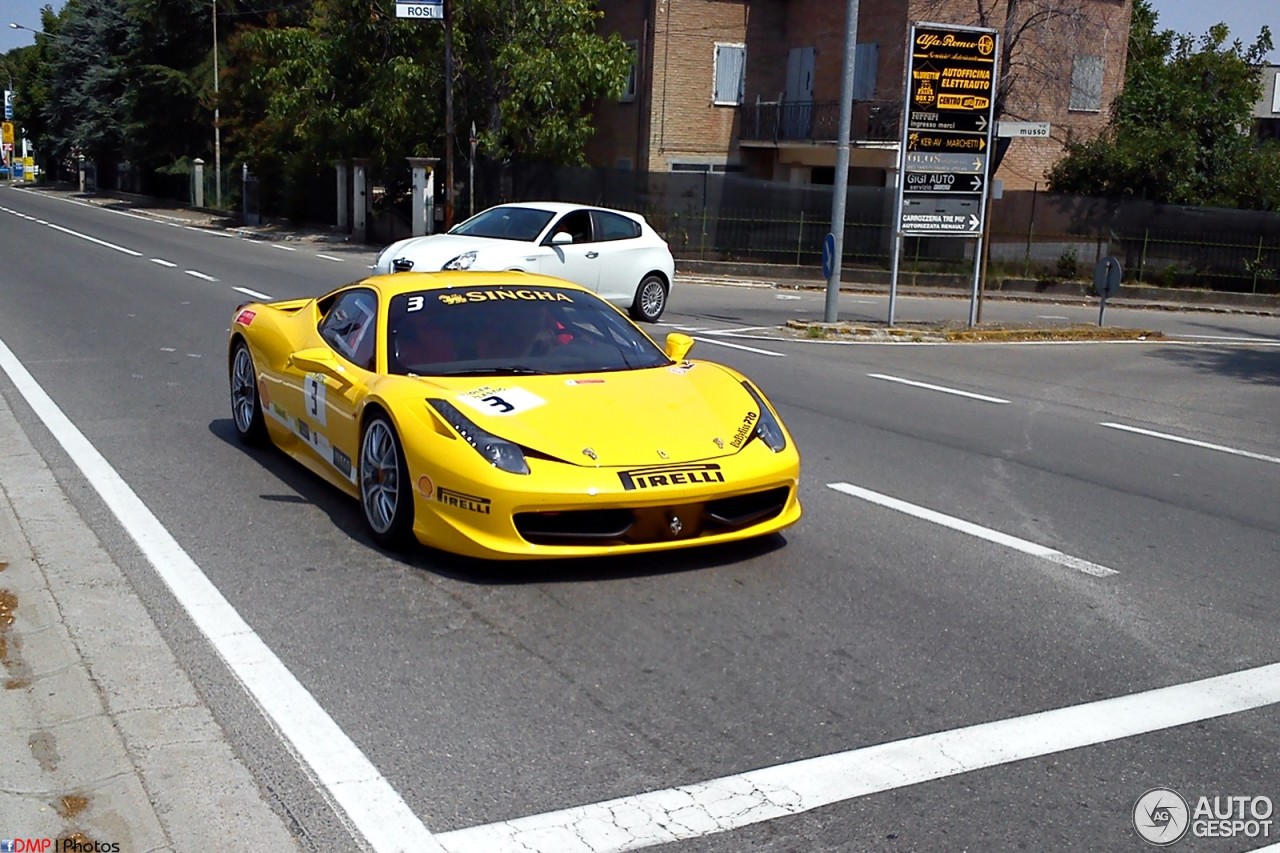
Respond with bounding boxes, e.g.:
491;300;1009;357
1069;55;1103;112
713;43;746;106
853;42;878;101
621;41;637;103
1272;70;1280;114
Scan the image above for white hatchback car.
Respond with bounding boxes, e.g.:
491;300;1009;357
373;202;676;322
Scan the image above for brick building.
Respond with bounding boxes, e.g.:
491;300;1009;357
587;0;1133;191
1254;64;1280;142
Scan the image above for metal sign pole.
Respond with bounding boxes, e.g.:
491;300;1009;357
823;0;860;324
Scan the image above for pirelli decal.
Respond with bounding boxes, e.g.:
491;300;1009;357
618;463;725;491
437;487;492;514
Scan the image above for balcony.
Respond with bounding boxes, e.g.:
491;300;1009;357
739;98;901;146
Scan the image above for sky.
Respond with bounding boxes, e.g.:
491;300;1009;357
0;0;1276;60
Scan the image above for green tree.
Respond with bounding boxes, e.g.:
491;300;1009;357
452;0;630;163
1048;0;1278;209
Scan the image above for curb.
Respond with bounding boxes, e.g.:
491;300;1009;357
0;389;300;850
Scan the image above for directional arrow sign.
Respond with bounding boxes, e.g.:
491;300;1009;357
904;151;987;173
900;195;983;236
903;172;985;194
909;111;988;134
906;131;986;153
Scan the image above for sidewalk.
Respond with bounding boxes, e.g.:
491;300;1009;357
0;386;299;849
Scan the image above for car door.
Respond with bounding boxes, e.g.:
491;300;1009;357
540;209;602;290
279;288;376;487
591;210;648;302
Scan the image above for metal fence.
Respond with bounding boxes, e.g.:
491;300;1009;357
97;157;1280;294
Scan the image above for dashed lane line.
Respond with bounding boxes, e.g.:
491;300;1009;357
827;481;1118;577
184;270;218;282
1101;422;1280;466
45;222;143;256
439;661;1280;852
232;286;272;301
868;373;1010;404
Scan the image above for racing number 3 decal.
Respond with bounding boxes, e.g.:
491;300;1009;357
304;373;328;426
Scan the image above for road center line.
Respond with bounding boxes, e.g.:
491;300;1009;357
316;253;344;262
439;661;1280;852
867;373;1009;404
0;337;443;853
45;223;143;256
184;270;218;282
149;258;177;268
690;336;786;357
826;481;1118;577
1100;422;1280;465
232;286;272;300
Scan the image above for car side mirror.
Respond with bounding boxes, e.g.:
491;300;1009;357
664;333;695;362
550;231;573;245
289;347;345;378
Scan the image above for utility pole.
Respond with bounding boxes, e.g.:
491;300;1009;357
213;0;222;208
444;0;455;229
823;0;860;323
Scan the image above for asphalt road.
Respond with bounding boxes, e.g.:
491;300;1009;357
1;185;1278;852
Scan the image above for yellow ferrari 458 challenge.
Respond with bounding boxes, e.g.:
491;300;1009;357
228;271;801;560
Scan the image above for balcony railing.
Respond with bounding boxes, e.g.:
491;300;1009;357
740;99;901;145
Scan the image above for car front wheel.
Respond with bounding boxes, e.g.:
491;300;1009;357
360;413;415;547
631;274;668;322
229;341;268;446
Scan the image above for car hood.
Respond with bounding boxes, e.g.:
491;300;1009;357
379;234;530;272
414;363;764;467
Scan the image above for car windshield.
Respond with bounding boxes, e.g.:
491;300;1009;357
386;285;670;377
448;206;556;242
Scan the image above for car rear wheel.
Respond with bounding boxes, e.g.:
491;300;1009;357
630;274;668;323
229;341;268;446
360;413;415;547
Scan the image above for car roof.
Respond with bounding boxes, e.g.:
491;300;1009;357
356;270;597;300
487;201;641;218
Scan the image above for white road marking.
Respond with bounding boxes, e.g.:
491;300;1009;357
700;326;778;335
316;253;344;262
440;661;1280;852
1036;315;1071;320
1101;422;1280;465
233;286;272;300
45;223;143;256
272;244;299;252
826;481;1118;577
867;373;1010;404
184;270;218;282
0;337;444;853
690;336;786;357
150;258;177;267
776;294;803;300
1178;333;1280;343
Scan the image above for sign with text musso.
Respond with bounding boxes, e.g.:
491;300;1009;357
396;0;443;19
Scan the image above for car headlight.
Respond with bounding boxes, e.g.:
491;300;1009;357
443;250;477;271
741;382;787;452
427;399;530;474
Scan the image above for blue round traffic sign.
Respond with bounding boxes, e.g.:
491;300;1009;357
822;232;836;279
